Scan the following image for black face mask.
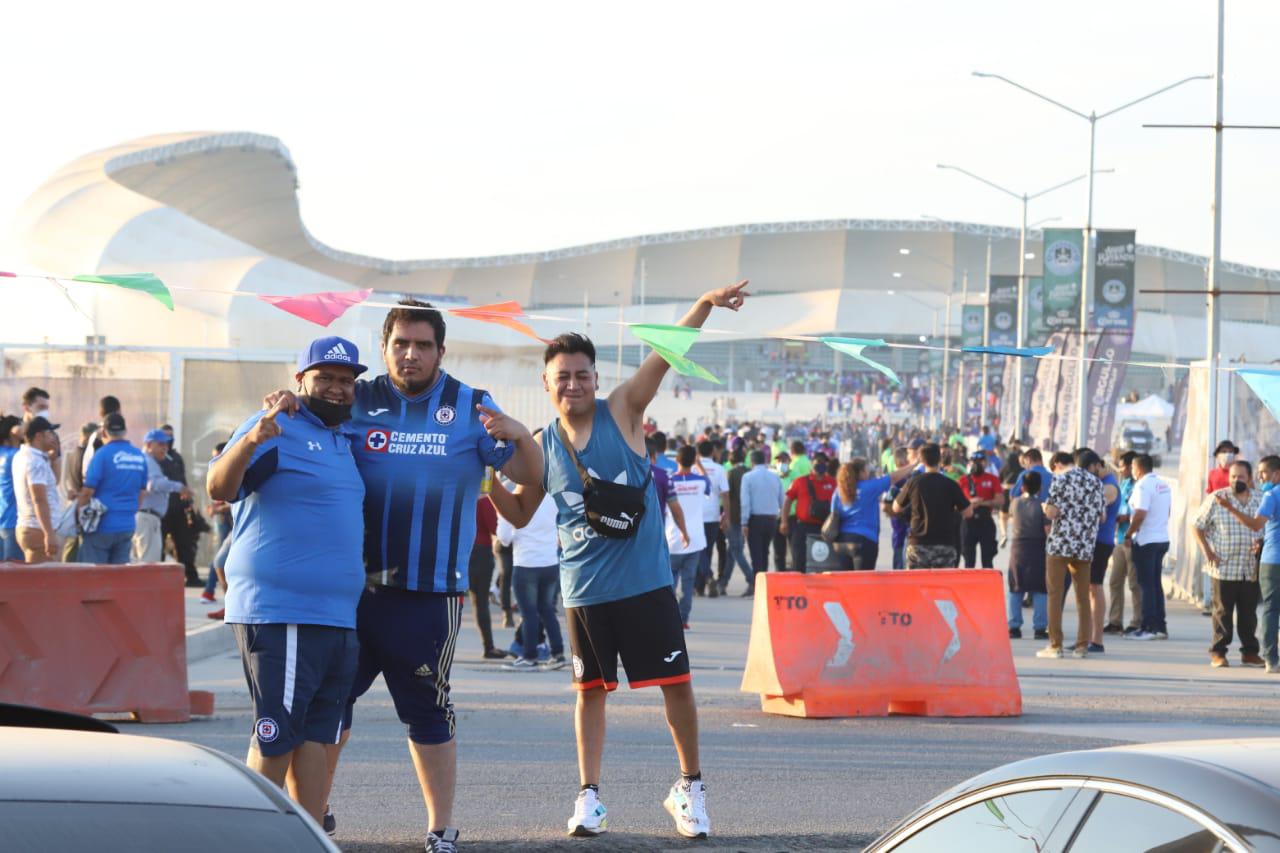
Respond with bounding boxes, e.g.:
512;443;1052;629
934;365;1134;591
1233;480;1248;494
814;463;829;476
302;395;352;427
969;463;984;476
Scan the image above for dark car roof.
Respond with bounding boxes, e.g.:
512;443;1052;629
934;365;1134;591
910;739;1280;849
0;728;287;811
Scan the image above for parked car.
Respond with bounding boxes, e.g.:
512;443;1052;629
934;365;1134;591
1115;418;1161;466
0;704;338;852
864;739;1280;852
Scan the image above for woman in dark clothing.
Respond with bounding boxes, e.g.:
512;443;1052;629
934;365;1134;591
1006;470;1050;639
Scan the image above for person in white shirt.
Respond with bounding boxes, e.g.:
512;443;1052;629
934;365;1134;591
669;446;710;627
1123;454;1173;640
14;417;64;563
493;476;565;671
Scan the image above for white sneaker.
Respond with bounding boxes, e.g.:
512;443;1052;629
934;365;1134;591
1128;631;1157;641
567;788;608;837
502;657;540;672
664;778;710;839
424;827;458;853
1035;646;1063;659
1071;647;1088;659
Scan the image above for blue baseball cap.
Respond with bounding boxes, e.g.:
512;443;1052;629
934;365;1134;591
143;428;171;444
297;336;367;376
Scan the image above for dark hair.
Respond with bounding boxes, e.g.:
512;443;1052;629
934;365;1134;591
543;332;595;365
99;395;121;416
214;441;227;455
1260;455;1280;474
1133;453;1154;474
382;298;446;350
1075;449;1103;470
21;387;49;407
645;436;661;458
791;439;807;455
1022;470;1042;496
651;431;667;448
750;449;765;466
697;439;714;457
1120;450;1137;466
730;448;745;465
0;415;20;443
1049;451;1074;469
1231;459;1253;477
1023;448;1043;464
920;443;941;468
677;445;697;468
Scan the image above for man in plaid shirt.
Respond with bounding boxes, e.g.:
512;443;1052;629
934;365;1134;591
1194;460;1265;669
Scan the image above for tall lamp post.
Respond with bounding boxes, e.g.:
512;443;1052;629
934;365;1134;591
972;70;1212;448
936;164;1111;439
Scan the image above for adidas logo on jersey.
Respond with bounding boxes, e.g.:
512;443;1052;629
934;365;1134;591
323;342;352;362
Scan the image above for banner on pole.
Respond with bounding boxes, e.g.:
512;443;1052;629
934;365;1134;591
1027;331;1067;450
1093;230;1136;331
1053;333;1083;450
1026;277;1050;346
987;275;1019;349
961;305;985;349
1043;228;1084;329
1084;331;1134;453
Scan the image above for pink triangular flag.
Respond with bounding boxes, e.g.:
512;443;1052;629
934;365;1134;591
0;272;15;278
449;301;550;344
258;289;373;327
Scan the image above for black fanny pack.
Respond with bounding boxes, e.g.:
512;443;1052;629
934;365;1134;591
557;420;651;539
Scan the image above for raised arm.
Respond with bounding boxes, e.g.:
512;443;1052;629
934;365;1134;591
609;281;749;431
487;479;548;530
207;402;285;502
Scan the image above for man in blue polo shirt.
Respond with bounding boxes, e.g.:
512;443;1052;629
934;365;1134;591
208;335;367;825
77;413;148;565
267;301;542;852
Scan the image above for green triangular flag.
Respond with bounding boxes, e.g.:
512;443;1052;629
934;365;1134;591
72;273;173;311
821;336;901;386
629;323;721;384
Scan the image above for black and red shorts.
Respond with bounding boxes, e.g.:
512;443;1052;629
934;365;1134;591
566;586;691;691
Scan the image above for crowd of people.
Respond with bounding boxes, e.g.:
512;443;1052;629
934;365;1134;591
0;389;210;583
6;280;1280;851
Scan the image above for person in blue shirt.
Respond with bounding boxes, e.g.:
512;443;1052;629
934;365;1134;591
1010;447;1053;501
1217;454;1280;673
489;280;748;842
266;303;542;852
831;456;915;570
208;335;368;825
77;413;148;565
0;415;22;561
1078;448;1121;653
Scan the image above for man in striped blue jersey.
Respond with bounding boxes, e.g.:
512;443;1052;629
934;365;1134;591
270;300;542;853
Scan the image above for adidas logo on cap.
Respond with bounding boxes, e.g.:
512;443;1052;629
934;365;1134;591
324;342;352;362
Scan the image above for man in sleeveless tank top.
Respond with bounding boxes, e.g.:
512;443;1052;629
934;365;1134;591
488;281;749;841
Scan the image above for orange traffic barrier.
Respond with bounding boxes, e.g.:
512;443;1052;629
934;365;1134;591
0;563;213;722
741;569;1021;718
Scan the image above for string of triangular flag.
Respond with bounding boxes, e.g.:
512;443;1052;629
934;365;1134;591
0;269;1230;381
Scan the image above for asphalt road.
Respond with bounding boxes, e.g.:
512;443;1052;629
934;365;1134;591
142;563;1280;853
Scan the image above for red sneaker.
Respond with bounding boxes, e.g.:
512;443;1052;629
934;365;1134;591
200;591;216;604
207;608;225;620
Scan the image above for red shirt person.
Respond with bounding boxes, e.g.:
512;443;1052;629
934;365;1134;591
958;454;1004;568
781;457;838;571
1206;440;1238;494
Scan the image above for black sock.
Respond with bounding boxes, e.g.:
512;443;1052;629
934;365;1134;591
581;783;599;794
682;772;701;784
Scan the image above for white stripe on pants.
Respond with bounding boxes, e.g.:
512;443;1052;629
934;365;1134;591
283;624;298;714
131;512;163;563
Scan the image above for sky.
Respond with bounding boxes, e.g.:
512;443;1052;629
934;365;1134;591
4;0;1279;271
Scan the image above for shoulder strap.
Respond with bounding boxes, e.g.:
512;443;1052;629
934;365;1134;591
555;419;591;488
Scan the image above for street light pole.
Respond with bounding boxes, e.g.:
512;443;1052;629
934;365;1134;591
981;238;992;430
957;270;968;428
941;292;952;431
1206;0;1226;462
972;70;1211;448
936;164;1108;440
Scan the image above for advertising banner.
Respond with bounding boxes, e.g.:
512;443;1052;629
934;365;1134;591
987;275;1019;349
1043;228;1084;329
1027;331;1067;450
961;305;985;348
1053;333;1083;450
1083;330;1134;453
1093;229;1136;331
1026;277;1050;346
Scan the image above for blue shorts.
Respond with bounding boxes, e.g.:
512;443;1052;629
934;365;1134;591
344;586;463;745
232;623;358;758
